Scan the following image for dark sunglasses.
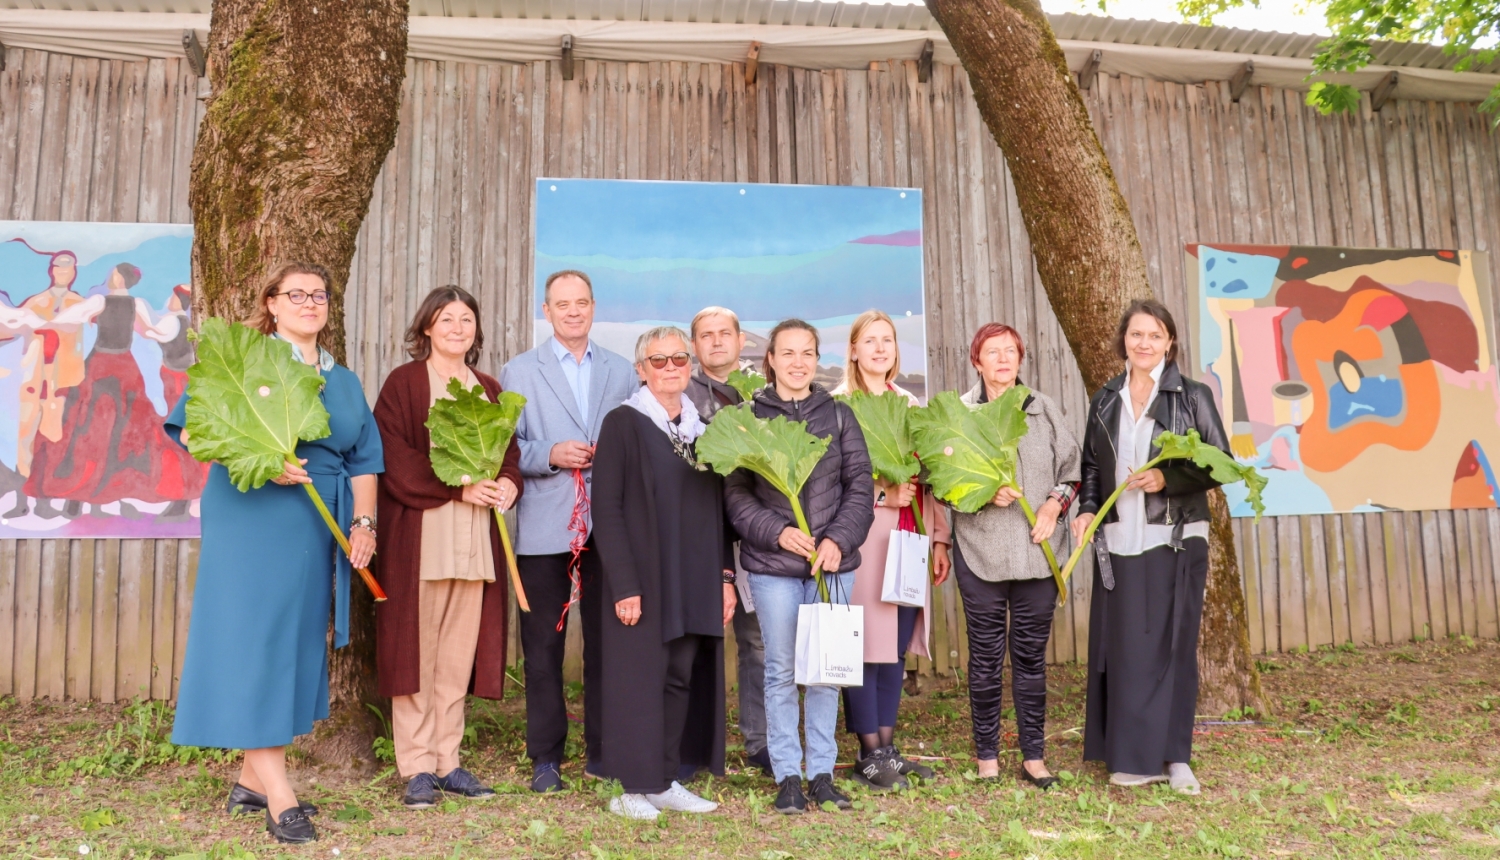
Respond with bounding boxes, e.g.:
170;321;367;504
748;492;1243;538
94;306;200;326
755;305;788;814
274;289;330;305
645;352;691;369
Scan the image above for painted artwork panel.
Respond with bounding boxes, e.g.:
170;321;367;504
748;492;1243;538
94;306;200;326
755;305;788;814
0;222;205;538
1187;243;1499;517
534;179;928;397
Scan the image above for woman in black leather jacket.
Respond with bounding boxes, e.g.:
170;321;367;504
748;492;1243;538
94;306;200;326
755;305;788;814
1071;299;1231;796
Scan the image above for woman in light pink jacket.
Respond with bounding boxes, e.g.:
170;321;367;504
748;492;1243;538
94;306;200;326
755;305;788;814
832;310;951;791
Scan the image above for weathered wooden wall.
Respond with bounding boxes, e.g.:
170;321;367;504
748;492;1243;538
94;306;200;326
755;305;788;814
2;44;1497;701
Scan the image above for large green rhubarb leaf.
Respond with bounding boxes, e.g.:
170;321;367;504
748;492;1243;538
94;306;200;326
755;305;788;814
183;317;330;492
836;389;921;487
909;387;1030;515
426;377;526;488
1153;429;1269;519
696;402;829;504
726;368;767;402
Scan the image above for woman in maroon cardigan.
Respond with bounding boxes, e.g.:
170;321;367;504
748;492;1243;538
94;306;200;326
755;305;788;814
373;286;523;809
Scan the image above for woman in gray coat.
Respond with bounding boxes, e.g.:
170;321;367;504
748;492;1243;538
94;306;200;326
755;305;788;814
950;323;1080;789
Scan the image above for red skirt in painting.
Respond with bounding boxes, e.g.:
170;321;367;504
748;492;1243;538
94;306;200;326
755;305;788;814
25;351;205;504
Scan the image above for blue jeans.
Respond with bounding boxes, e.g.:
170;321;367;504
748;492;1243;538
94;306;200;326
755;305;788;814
748;570;856;782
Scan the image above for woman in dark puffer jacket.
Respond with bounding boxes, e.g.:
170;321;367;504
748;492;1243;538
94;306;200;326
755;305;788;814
724;319;874;816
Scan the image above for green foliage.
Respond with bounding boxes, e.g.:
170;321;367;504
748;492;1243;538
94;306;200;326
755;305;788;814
726;368;767;401
836;389;922;486
908;388;1030;515
79;807;119;831
696;403;830;514
49;701;229;780
183;318;330;491
1153;429;1269;518
1170;0;1500;127
425;378;526;488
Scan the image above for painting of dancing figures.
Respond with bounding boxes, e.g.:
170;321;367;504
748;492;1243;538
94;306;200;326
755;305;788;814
0;222;206;538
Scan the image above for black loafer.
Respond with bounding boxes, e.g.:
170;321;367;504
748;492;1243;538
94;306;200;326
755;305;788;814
226;783;319;817
1021;767;1059;791
530;762;564;794
266;807;317;844
436;767;495;799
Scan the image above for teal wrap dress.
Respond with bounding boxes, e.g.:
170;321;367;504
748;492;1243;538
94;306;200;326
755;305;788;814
166;360;383;750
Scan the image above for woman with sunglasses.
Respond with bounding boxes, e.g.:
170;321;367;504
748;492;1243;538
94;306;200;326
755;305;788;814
592;327;735;819
167;263;383;844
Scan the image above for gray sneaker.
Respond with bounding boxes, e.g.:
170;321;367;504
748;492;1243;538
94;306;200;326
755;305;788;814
851;747;908;791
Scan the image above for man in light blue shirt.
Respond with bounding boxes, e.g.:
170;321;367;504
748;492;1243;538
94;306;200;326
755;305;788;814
500;270;636;793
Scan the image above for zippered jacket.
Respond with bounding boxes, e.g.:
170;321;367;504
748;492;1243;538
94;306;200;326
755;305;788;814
1077;360;1231;530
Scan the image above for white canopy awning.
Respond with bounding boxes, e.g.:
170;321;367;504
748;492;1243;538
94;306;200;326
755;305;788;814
2;9;1497;104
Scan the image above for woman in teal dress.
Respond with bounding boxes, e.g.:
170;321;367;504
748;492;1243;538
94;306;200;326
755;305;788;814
166;262;382;845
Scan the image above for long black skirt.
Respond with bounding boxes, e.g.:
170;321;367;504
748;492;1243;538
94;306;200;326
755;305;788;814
1083;538;1208;775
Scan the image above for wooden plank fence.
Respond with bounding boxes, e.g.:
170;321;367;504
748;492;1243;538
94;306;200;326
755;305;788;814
1;45;1497;701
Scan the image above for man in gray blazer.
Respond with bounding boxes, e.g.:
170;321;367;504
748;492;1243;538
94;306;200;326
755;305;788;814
500;269;637;793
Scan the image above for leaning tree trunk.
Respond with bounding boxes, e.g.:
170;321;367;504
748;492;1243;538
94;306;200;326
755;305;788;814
190;0;409;768
925;0;1265;715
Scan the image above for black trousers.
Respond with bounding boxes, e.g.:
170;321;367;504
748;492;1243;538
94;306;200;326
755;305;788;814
517;541;603;766
659;634;703;789
953;541;1057;761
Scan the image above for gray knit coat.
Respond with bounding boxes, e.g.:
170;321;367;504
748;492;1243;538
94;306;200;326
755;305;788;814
949;383;1082;582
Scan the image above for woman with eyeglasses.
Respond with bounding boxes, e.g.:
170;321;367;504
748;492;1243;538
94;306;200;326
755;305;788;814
591;327;736;820
167;263;384;845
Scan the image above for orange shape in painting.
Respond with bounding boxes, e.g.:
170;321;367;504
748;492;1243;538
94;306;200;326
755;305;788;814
1293;289;1441;473
1451;441;1498;509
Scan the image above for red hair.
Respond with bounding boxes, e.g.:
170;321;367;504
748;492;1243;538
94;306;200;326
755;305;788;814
969;323;1026;368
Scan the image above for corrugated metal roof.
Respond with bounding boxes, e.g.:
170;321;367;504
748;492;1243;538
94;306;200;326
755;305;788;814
4;0;1493;74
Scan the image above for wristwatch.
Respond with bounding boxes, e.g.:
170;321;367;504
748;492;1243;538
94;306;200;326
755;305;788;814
722;569;737;584
876;490;887;506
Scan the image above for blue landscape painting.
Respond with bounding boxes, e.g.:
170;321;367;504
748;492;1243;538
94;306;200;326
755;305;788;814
534;179;928;396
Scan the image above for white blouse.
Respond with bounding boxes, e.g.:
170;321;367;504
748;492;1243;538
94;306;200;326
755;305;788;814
1103;360;1209;557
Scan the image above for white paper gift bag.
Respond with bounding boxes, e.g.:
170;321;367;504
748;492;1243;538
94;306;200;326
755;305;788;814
794;601;865;688
880;529;930;608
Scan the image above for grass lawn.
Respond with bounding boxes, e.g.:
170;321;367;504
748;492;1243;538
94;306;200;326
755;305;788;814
3;637;1498;859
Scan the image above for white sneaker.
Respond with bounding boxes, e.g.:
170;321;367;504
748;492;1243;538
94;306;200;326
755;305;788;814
608;793;660;820
646;781;718;813
1167;762;1201;795
1110;771;1170;787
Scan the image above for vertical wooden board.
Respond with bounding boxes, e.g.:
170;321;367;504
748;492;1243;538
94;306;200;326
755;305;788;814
111;60;148;222
115;539;156;702
37;540;69;699
1321;515;1351;646
929;576;950;676
1401;511;1430;640
91;539;120;702
1255;517;1279;652
13;540;42;700
135;59;173;221
0;541;14;695
151;539;178;701
1382;513;1413;643
172;539;198;699
168;61;198;224
1418;511;1446;639
0;49;26;216
1452;512;1479;637
59;57;97;221
1469;509;1499;640
1435;513;1463;640
1342;514;1374;645
1301;516;1333;649
1487;511;1500;638
1362;512;1392;644
8;50;50;219
34;53;76;220
1350;513;1382;644
1233;521;1265;654
1282;89;1320;244
1275;517;1305;650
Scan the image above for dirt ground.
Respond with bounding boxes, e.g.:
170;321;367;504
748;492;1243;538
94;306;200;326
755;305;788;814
3;637;1498;859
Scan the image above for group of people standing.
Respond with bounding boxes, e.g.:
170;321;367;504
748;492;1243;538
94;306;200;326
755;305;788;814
166;262;1233;843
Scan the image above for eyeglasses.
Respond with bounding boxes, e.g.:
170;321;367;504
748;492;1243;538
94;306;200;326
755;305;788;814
274;290;330;305
645;352;691;369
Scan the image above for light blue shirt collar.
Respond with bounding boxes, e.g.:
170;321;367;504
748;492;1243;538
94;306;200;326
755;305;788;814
550;336;593;365
550;336;594;425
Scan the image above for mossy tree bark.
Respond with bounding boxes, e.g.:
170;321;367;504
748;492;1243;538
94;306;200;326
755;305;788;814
924;0;1265;716
189;0;409;769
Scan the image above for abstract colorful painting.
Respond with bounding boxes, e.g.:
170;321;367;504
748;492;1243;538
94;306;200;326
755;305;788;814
534;179;928;397
0;222;205;539
1187;244;1499;517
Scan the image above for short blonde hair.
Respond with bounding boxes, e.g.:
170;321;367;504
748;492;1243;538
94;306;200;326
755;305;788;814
843;309;901;393
690;306;741;338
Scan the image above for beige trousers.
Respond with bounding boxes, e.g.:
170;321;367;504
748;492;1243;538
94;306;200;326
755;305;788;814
392;578;485;777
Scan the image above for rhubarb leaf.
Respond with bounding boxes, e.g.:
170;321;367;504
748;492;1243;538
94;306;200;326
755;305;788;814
426;378;527;488
182;317;330;492
909;387;1031;514
836;389;921;486
726;369;768;402
696;402;830;503
1153;429;1269;518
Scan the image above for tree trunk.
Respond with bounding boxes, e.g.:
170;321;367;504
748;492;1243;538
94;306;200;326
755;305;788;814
924;0;1266;715
190;0;409;769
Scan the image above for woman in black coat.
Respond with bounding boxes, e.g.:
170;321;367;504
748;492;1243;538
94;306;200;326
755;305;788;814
591;325;736;821
1072;299;1232;796
723;318;875;816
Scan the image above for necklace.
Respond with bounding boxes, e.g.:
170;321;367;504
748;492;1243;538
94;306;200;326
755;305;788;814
666;423;704;470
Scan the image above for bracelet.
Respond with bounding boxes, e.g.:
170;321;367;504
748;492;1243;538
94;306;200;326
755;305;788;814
722;569;737;584
351;514;376;538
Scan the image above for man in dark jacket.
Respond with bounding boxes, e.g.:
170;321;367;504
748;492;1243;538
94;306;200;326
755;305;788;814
686;307;771;777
